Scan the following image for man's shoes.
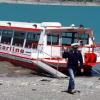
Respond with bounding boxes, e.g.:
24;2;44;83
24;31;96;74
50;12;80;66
61;89;80;94
67;90;80;94
67;90;76;94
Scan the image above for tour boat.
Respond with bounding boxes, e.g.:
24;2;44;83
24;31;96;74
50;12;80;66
0;21;100;77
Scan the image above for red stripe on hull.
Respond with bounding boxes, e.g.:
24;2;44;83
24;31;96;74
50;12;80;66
0;56;38;71
0;54;97;75
0;54;68;74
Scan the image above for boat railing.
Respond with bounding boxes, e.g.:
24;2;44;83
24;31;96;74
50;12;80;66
33;42;100;67
36;45;61;72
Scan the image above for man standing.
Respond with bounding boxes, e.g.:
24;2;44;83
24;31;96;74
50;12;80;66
63;43;84;94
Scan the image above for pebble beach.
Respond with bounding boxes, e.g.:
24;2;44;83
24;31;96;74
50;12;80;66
0;61;100;100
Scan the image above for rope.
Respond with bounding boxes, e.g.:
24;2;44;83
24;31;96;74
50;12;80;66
92;68;100;75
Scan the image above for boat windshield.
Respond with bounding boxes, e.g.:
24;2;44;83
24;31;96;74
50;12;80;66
62;32;89;46
46;28;89;46
47;31;89;46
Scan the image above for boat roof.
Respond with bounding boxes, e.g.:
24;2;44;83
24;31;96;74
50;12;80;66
0;21;61;29
45;27;92;34
0;21;92;35
0;21;41;28
0;21;42;32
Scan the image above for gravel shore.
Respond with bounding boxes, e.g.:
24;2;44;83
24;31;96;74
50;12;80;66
0;76;100;100
0;61;100;100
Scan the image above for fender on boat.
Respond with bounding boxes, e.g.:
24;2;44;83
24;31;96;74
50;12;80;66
84;53;97;66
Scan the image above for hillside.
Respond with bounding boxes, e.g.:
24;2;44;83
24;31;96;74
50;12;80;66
0;0;100;6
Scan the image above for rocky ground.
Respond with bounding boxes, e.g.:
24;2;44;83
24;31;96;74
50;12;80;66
0;61;100;100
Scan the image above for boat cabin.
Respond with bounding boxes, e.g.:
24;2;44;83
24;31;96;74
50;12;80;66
0;21;95;59
0;21;99;77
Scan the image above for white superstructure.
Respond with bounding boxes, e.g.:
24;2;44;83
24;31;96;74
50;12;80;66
0;20;100;77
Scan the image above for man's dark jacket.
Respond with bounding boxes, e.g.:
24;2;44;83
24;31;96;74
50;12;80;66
63;49;83;70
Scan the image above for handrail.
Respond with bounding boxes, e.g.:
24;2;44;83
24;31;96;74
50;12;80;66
36;46;61;72
33;42;100;63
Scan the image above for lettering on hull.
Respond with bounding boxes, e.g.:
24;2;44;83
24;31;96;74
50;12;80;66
0;44;24;54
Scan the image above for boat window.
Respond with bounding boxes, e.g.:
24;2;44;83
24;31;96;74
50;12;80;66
62;32;89;46
62;32;73;46
12;31;26;47
74;33;89;45
0;29;2;36
1;29;13;44
25;32;40;49
47;34;59;45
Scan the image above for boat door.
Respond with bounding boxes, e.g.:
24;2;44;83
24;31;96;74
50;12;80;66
42;30;61;58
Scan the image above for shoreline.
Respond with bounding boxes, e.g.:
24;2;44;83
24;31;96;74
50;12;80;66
0;0;100;6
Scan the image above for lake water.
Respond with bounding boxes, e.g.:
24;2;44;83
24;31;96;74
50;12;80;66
0;3;100;42
0;3;100;74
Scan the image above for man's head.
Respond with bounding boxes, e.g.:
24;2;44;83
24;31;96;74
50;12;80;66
71;43;80;50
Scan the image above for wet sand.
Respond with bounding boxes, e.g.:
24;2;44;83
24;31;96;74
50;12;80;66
0;61;100;100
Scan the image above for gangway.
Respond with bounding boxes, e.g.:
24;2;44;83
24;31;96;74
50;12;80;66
32;60;67;78
0;52;66;78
